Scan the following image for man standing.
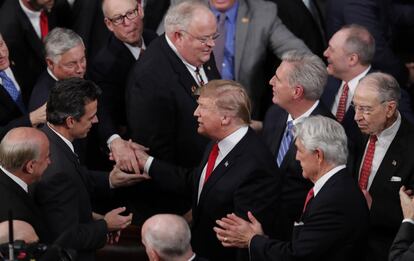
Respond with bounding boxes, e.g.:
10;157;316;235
141;214;208;261
262;51;333;239
135;80;280;260
0;33;46;139
33;78;147;261
352;72;414;261
0;127;50;242
206;0;309;118
215;116;369;261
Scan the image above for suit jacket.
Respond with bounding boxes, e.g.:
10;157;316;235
0;170;48;242
143;0;170;31
149;128;281;261
28;71;56;112
33;125;110;261
0;0;57;102
126;35;220;168
206;0;309;119
353;117;414;261
250;169;369;261
261;102;334;239
389;222;414;261
89;30;158;144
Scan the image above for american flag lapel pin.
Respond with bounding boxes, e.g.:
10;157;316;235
224;161;229;167
392;160;397;166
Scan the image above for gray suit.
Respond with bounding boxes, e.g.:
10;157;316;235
206;0;309;118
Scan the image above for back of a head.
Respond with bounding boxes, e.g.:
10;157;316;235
46;78;102;125
281;50;327;101
342;24;375;66
142;214;191;260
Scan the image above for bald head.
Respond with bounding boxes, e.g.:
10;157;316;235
0;220;39;244
141;214;192;261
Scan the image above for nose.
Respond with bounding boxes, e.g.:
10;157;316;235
269;76;275;86
194;105;200;117
323;48;329;58
354;107;363;122
92;115;98;124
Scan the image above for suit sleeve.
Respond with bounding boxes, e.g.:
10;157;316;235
389;222;414;261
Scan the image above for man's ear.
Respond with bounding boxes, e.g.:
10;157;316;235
65;116;75;129
23;159;36;175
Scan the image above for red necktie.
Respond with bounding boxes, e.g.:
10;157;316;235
359;135;378;190
303;188;314;213
336;82;349;122
40;10;49;39
204;143;219;183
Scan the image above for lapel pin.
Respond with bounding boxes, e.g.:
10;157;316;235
242;17;249;23
207;66;211;70
392;160;397;166
224;161;229;167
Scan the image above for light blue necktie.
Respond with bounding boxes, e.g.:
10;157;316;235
276;120;293;167
0;70;26;113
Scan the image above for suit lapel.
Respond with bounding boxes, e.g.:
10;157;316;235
234;0;250;80
322;76;341;109
270;111;288;156
17;7;44;61
0;84;21;113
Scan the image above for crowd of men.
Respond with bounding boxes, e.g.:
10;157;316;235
1;0;414;260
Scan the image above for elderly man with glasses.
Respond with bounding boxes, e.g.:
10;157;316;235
352;72;414;261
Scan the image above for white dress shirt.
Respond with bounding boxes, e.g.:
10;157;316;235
0;165;28;193
0;67;22;92
19;0;42;39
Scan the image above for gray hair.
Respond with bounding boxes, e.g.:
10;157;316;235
359;72;401;106
0;130;41;172
281;50;327;100
294;116;348;166
142;214;191;260
44;27;84;63
342;24;375;66
164;0;210;33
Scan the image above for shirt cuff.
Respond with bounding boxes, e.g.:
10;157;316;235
402;218;414;225
107;134;121;148
144;156;154;174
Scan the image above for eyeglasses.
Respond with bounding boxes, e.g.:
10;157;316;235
350;101;387;115
180;30;220;45
107;6;139;26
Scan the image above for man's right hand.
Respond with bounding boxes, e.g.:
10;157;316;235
104;207;133;232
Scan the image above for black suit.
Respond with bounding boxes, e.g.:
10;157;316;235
261;102;334;239
0;0;56;102
33;125;110;261
149;128;281;261
0;170;47;241
250;169;369;261
28;71;56;112
89;31;158;144
126;35;220;168
389;222;414;261
353;117;414;261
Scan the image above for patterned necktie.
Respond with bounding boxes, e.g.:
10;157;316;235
195;67;205;86
302;188;314;213
204;143;219;183
0;71;26;113
276;120;294;167
336;82;349;122
359;135;378;190
213;13;227;74
40;10;49;39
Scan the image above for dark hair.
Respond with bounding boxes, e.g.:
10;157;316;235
47;78;101;125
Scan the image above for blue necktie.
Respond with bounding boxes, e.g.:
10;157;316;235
276;120;293;167
0;70;26;113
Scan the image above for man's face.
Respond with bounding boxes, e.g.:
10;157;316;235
324;30;351;79
47;43;86;80
194;96;223;140
0;36;10;71
70;100;98;139
295;139;318;182
353;83;395;135
209;0;236;12
176;10;217;67
104;0;144;46
31;137;51;182
269;61;295;109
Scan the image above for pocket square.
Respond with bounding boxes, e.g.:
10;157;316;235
294;221;304;226
390;176;402;182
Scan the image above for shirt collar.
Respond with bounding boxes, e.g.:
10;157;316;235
124;38;146;60
377;111;401;142
313;165;346;196
165;34;198;71
210;1;239;22
47;123;75;153
288;100;320;125
344;65;371;96
217;125;248;156
47;68;59;81
0;165;28;193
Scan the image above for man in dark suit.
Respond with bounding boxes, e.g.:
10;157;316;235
205;0;310;119
141;214;209;261
0;33;46;140
215;116;369;261
33;78;148;261
0;0;57;102
126;1;220;168
0;127;50;242
262;51;334;239
321;24;373;139
134;80;280;260
352;72;414;261
389;186;414;261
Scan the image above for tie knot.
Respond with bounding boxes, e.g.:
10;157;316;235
0;70;7;78
307;188;314;198
343;82;349;90
286;121;293;131
369;135;377;143
211;143;219;154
